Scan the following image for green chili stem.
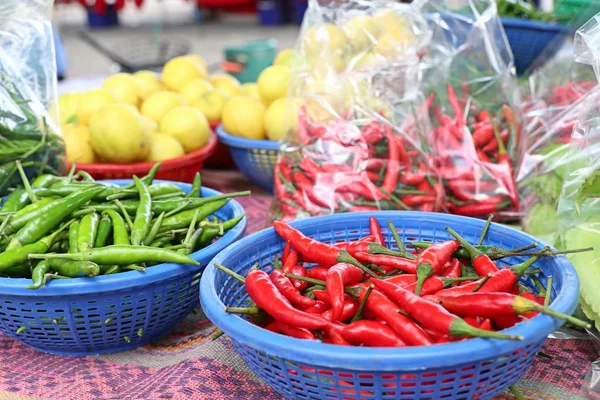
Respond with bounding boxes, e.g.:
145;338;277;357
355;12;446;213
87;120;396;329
114;200;134;230
472;274;492;292
544;276;553;307
215;263;245;283
510;247;594;258
387;220;406;252
15;160;37;202
477;214;494;246
66;163;77;181
351;285;373;323
211;329;224;340
164;200;192;218
225;307;261;315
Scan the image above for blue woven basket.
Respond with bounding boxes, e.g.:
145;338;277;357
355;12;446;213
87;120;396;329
216;125;279;193
501;18;569;76
201;211;579;400
0;180;246;356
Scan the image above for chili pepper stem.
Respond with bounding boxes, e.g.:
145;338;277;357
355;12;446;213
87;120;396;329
446;227;481;259
512;256;540;279
544;276;553;307
516;297;590;328
387;221;406;252
477;214;494;246
369;243;416;261
414;264;434;295
211;329;224;341
15;161;37;203
284;273;362;297
337;250;378;278
450;319;523;340
214;264;246;283
471;274;492;292
225;307;261;315
509;385;525;400
510;247;594;258
114;200;134;230
351;285;373;323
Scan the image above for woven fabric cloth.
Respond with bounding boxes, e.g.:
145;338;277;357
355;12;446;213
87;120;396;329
0;170;597;400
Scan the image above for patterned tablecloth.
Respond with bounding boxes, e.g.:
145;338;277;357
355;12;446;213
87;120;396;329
0;170;598;400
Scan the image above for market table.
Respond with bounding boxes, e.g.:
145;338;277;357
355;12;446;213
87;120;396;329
0;169;598;400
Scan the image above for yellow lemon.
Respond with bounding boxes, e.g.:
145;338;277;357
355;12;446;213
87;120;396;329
140;115;158;135
222;96;266;140
88;104;150;163
134;70;165;100
185;54;208;70
162;56;208;91
102;73;141;107
62;123;96;164
375;27;416;58
303;23;349;72
179;79;215;103
140;91;187;123
240;83;261;99
52;92;82;125
344;15;377;51
274;49;296;67
76;89;117;126
264;98;302;141
257;65;290;104
210;73;241;89
191;91;227;123
147;132;185;161
159;106;210;153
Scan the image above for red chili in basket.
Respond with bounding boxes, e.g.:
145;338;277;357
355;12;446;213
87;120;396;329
304;301;329;314
369;217;385;246
326;263;363;321
276;321;316;340
289;264;310;290
354;252;417;274
270;270;316;308
245;270;330;330
341;320;406;347
441;259;461;279
383;126;400;194
448;200;512;217
307;266;329;281
371;279;521;340
323;296;359;322
445;227;498;276
414;239;460;295
282;249;298;273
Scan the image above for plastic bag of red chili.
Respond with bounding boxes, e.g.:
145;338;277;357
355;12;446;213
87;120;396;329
269;1;447;221
411;0;522;220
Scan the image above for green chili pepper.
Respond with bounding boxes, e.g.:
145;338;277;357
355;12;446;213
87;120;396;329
10;197;57;220
35;184;119;200
7;187;104;249
48;259;100;278
104;210;129;245
142;212;165;246
77;213;100;252
180;228;204;256
0;221;71;272
187;173;201;198
27;261;51;290
94;214;112;248
197;214;245;247
150;237;171;248
159;200;229;233
30;245;200;266
107;183;184;201
100;265;120;275
68;220;80;253
75;170;95;182
31;174;61;188
3;263;32;278
15;160;37;203
1;189;29;212
130;176;152;246
122;162;162;190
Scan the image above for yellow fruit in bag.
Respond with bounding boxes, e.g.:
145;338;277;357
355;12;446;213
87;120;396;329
344;15;378;52
62;124;95;164
258;65;291;104
134;70;165;100
147;132;185;161
76;89;117;126
162;56;208;91
179;79;215;103
141;91;187;123
89;104;150;163
102;73;141;107
303;23;349;71
191;91;227;123
264;98;302;141
222;96;266;140
159;106;211;153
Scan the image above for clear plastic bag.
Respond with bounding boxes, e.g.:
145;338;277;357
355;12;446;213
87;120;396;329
414;0;521;219
270;0;444;221
0;0;65;194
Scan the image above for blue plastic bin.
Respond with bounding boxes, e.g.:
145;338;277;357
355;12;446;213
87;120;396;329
501;17;569;75
87;5;119;29
293;0;308;25
0;180;246;356
201;211;580;400
216;125;279;193
258;0;290;26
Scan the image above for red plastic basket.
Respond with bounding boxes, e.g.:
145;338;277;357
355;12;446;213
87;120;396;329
206;121;235;169
69;132;218;183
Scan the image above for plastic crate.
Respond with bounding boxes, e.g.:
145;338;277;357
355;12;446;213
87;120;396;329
555;0;600;28
501;17;570;75
216;125;278;193
0;180;246;356
201;211;579;400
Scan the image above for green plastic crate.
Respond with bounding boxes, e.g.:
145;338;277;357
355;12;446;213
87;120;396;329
555;0;600;28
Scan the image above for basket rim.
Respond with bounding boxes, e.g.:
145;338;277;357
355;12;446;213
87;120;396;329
216;124;280;151
500;16;569;32
0;179;246;296
200;211;579;370
67;131;218;174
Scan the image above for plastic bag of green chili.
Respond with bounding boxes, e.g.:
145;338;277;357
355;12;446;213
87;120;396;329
0;0;65;196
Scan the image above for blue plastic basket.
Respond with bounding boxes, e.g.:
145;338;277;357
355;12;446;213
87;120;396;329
216;125;279;193
501;18;569;76
0;180;246;356
201;211;579;400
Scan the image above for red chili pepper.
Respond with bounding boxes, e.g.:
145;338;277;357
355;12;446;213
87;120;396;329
333;236;376;251
282;241;291;263
396;137;410;165
521;293;540;319
369;217;385;246
338;180;388;201
289;265;310;290
403;275;459;296
492;315;521;329
341;320;406;347
304;301;330;314
273;221;371;274
276;170;321;213
477;110;490;122
326;322;352;345
476;149;492;163
400;195;437;207
472;124;494;147
354;252;417;274
293;170;336;209
327;263;363;321
313;290;331;306
481;130;509;153
399;166;427;186
361;120;386;144
270;270;316;308
447;84;465;129
245;270;330;330
276;321;316;340
479;319;493;331
297;105;312;145
371;279;519;340
463;316;480;328
495;113;519;209
307;266;329;281
355;274;417;288
361;289;433;346
264;321;280;333
323;296;359;322
446;227;499;276
448;200;512;217
441;258;461;279
282;249;298;273
414;239;460;295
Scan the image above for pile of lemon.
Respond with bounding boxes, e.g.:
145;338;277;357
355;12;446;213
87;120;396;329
57;55;236;164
